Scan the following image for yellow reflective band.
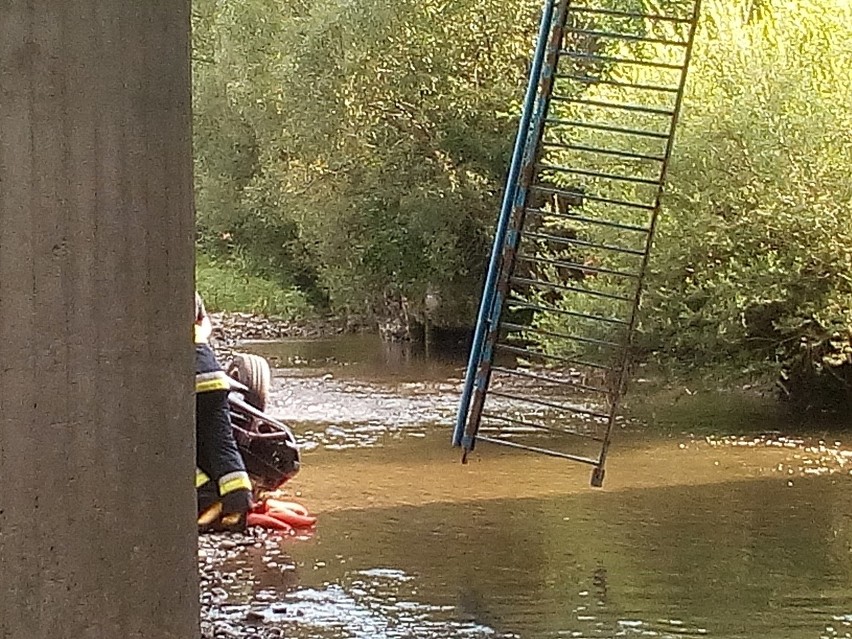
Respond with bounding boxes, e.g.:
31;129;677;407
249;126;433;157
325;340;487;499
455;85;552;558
196;371;231;393
196;469;211;488
196;378;231;393
218;471;252;495
196;371;228;382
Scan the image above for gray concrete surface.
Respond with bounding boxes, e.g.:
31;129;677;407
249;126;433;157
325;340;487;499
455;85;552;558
0;2;198;637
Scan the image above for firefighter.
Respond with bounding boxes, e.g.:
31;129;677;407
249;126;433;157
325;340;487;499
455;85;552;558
194;291;254;532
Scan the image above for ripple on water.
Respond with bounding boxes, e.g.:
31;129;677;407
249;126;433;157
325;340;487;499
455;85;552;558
201;338;852;639
251;570;507;639
271;369;613;453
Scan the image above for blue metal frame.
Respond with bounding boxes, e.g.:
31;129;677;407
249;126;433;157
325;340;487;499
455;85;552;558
452;0;703;486
453;0;556;447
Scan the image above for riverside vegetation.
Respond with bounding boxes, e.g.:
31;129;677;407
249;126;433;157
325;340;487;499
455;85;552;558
191;0;852;411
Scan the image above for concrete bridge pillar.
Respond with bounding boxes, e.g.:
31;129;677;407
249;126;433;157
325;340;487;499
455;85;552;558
0;2;198;638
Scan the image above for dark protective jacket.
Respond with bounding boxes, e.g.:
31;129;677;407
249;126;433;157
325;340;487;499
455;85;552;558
195;342;231;393
194;340;252;503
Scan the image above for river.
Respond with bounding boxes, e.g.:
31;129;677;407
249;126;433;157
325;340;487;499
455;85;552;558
200;334;852;639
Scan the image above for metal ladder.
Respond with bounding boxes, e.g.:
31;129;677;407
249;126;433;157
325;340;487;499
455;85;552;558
453;0;702;486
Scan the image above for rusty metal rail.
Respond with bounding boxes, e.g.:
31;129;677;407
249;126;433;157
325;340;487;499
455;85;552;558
453;0;702;486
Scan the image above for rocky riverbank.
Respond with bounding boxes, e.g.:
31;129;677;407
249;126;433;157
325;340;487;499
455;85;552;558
207;312;373;360
199;531;289;639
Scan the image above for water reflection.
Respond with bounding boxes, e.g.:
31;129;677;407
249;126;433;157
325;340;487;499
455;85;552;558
244;334;465;383
206;471;852;639
200;336;852;639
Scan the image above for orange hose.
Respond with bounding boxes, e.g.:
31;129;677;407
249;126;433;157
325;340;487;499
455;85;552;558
247;512;294;533
266;507;317;529
264;499;310;517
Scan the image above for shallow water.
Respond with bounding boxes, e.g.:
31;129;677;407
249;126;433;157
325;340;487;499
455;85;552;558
203;335;852;639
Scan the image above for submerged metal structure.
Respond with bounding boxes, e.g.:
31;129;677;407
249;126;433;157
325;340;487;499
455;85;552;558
454;0;702;486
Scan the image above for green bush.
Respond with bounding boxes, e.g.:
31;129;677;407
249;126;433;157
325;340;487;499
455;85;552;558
195;252;311;319
191;0;540;324
643;0;852;405
191;0;852;406
524;0;851;407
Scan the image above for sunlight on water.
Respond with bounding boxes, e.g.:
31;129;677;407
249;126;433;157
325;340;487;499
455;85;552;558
200;336;852;639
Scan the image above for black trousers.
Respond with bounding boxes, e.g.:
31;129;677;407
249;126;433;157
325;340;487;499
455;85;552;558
196;389;250;499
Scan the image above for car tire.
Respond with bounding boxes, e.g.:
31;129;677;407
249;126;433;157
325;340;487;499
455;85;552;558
227;353;271;412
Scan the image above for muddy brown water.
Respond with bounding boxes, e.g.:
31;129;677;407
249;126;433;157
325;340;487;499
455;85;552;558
202;335;852;639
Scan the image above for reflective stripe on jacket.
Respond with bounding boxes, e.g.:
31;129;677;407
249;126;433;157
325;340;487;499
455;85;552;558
195;343;230;393
196;467;251;496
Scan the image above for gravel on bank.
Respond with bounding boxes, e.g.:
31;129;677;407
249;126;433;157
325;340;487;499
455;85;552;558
207;312;372;361
199;530;291;639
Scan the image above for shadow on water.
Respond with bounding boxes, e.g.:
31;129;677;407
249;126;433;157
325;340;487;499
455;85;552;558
201;334;852;639
206;472;852;639
244;334;467;383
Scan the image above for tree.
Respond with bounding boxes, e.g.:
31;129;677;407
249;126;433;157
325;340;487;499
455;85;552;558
528;0;852;407
192;0;545;329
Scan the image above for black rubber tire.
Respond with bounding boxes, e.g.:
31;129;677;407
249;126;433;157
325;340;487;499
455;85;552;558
227;353;271;412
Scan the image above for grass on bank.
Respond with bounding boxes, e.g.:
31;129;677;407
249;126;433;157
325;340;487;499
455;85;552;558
196;252;311;319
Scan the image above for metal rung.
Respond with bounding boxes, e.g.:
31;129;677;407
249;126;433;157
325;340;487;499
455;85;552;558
529;184;658;215
477;435;602;465
522;229;592;248
502;322;622;351
517;252;640;282
542;140;666;163
524;227;645;256
492;364;612;395
539;163;661;187
482;411;606;440
564;28;688;48
550;96;675;117
567;6;693;24
524;226;644;255
505;286;629;326
559;74;680;94
481;412;564;435
509;274;633;303
525;209;650;238
489;390;611;420
456;0;702;483
546;118;670;140
515;252;639;280
561;51;684;71
555;237;644;256
497;343;613;372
